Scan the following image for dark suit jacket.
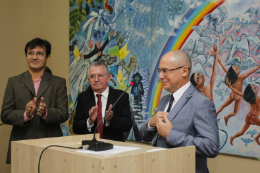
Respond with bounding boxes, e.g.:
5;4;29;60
1;71;69;164
73;86;132;142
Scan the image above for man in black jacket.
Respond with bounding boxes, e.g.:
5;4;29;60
73;61;132;141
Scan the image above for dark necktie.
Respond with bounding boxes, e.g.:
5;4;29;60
154;94;174;146
96;94;103;139
166;94;174;112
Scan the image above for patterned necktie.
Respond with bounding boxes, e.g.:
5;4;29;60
96;94;103;139
166;94;174;112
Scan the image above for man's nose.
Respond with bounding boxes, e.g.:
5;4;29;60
94;76;100;81
32;53;38;59
158;72;165;80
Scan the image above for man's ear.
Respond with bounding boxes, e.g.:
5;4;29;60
182;66;189;77
46;55;51;62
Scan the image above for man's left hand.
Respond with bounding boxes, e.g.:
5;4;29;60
157;114;173;138
37;97;47;117
105;104;113;123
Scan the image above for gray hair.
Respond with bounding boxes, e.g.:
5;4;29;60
88;61;109;76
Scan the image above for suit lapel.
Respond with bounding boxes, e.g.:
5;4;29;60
37;72;51;99
21;71;36;96
106;87;115;111
167;85;195;121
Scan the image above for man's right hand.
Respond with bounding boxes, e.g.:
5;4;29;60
88;105;98;124
149;111;169;127
25;97;37;119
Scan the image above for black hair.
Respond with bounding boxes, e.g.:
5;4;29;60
243;84;256;104
25;38;51;57
225;66;238;85
190;73;197;87
45;66;52;75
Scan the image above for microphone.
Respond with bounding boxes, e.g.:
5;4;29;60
81;80;135;151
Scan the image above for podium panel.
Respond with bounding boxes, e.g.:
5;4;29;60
11;134;195;173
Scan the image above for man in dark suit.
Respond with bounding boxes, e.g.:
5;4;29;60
1;38;69;164
140;50;219;173
73;61;132;141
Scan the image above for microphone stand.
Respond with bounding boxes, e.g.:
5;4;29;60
81;82;134;151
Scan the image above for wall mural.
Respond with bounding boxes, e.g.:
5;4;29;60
69;0;260;159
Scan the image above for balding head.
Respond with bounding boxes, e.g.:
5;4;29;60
158;50;192;93
161;50;191;73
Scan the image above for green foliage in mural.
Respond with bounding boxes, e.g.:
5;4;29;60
69;26;76;41
71;20;80;33
77;0;84;7
78;9;87;22
69;0;75;7
95;0;103;4
69;7;80;23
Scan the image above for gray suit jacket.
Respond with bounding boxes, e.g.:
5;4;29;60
140;84;219;173
1;71;69;164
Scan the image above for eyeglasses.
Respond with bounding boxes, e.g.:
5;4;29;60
27;51;45;57
89;74;107;80
157;66;184;75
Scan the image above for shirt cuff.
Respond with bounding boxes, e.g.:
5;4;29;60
41;109;48;120
147;119;155;129
87;118;94;132
105;121;110;127
23;112;34;122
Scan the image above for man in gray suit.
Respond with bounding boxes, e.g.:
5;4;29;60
140;50;219;173
1;38;69;164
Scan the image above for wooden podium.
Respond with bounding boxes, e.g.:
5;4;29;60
11;134;195;173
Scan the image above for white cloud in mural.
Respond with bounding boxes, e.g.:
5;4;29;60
189;0;202;9
168;15;182;28
138;4;151;14
225;0;243;5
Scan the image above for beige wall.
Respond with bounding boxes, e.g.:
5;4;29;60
0;0;259;173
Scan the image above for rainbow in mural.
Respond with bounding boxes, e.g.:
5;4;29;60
146;0;225;119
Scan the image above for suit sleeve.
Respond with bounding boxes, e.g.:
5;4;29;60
1;78;26;126
140;119;157;142
165;98;219;158
108;93;132;132
73;94;90;134
43;78;69;124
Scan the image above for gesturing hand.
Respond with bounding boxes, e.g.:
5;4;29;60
149;111;168;127
37;97;47;117
105;104;113;123
157;114;173;138
25;97;37;119
88;105;98;124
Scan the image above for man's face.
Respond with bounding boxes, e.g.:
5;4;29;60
194;72;205;87
26;46;50;72
158;56;183;93
96;41;101;49
88;65;111;93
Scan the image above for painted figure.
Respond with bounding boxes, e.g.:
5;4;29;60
227;82;260;145
190;44;218;102
217;57;260;126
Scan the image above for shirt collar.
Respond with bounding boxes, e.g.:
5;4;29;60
172;81;191;103
33;73;44;84
94;86;109;99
